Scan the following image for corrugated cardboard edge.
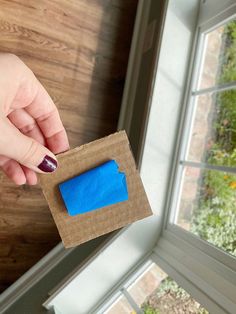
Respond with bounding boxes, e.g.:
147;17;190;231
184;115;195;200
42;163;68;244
56;131;129;161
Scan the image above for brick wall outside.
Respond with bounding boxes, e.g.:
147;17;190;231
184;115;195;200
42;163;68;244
178;26;224;229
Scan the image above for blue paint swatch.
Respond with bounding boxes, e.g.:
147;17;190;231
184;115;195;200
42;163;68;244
59;160;128;216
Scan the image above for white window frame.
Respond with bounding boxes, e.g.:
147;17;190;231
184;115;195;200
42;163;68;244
166;2;236;259
94;258;153;314
169;3;236;227
93;253;217;314
156;1;236;314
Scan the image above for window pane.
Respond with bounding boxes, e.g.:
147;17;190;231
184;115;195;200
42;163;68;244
176;166;236;256
105;295;133;314
187;90;236;167
198;18;236;90
105;263;208;314
128;263;167;307
135;264;209;314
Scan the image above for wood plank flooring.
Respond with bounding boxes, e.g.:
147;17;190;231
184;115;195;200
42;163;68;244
0;0;137;292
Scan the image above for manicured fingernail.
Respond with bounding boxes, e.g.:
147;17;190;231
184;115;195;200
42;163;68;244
38;155;57;173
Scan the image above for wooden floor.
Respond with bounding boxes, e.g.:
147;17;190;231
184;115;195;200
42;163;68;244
0;0;137;292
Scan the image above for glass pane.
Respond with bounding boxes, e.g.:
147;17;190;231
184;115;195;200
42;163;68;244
130;263;209;314
105;295;133;314
187;90;236;167
198;18;236;90
128;264;167;307
176;166;236;256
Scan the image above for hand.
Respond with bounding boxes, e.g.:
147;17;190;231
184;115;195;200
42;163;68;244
0;53;69;185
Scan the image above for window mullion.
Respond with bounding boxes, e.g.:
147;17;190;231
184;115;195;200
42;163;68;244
121;288;143;314
152;233;236;314
180;160;236;175
192;81;236;96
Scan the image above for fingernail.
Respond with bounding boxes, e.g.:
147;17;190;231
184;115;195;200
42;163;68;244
38;155;57;173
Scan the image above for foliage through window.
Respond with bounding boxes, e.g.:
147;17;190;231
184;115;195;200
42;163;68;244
175;18;236;256
104;263;208;314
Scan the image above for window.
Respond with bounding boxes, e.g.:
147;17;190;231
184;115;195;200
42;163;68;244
156;2;236;314
100;261;208;314
172;13;236;256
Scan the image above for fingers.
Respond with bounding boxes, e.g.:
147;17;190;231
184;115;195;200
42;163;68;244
0;156;38;185
7;109;42;184
0;55;69;185
0;117;58;174
0;156;26;185
21;166;38;185
25;82;70;153
0;54;69;155
46;129;69;154
9;91;69;154
6;109;46;184
8;108;45;146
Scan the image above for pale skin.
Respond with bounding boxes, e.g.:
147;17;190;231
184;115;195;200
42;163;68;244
0;53;69;185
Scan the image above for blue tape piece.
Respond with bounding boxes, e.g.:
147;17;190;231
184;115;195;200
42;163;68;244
58;160;128;216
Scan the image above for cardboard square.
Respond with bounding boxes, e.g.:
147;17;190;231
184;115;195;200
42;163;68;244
39;131;152;248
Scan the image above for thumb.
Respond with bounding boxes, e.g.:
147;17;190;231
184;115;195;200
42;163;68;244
0;118;57;173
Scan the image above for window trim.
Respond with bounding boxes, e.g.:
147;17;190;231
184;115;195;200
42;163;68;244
192;81;236;96
161;11;201;228
180;160;236;175
157;1;236;313
91;256;153;314
94;242;235;314
165;224;236;272
151;249;230;314
120;288;142;314
165;0;236;243
153;231;236;314
200;2;236;33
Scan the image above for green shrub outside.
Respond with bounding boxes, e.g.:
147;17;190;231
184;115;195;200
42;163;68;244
142;305;160;314
190;20;236;256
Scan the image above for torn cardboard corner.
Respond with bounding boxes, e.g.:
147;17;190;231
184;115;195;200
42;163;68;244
39;131;152;248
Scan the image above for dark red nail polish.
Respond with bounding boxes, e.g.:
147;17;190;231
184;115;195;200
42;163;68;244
38;155;57;173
